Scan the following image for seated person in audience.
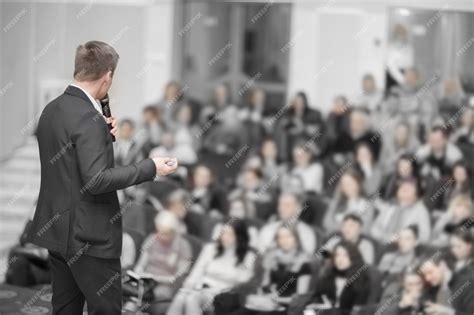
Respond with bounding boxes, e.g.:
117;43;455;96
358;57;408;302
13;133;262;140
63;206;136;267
229;168;273;222
385;67;437;134
283;141;324;195
188;164;228;219
381;154;419;200
323;214;375;264
113;119;144;166
442;161;473;208
438;77;466;121
237;225;312;314
290;241;370;315
157;80;186;125
379;268;426;315
165;189;201;237
200;84;245;155
167;219;256;315
238;87;268;149
379;122;419;175
326;95;351;157
378;225;419;284
353;73;383;113
121;231;137;270
248;137;286;185
134;211;193;306
417;231;474;315
258;192;316;255
355;142;383;197
167;103;199;165
211;199;260;249
274;91;325;162
416;126;463;181
141;105;165;156
323;167;375;234
371;179;431;244
328;108;381;163
150;130;197;166
432;194;473;248
451;107;474;164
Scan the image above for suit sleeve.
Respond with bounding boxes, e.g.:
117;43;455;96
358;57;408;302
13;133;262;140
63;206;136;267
72;111;156;195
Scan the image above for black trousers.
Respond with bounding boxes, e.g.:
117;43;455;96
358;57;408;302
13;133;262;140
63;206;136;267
48;250;122;315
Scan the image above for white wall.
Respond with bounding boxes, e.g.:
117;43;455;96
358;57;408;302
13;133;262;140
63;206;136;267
0;0;176;158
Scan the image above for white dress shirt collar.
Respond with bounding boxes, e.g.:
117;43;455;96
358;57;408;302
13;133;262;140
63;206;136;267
70;83;102;114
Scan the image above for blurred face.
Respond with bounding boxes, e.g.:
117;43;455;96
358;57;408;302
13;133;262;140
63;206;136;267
356;145;373;165
403;273;424;295
350;112;368;136
168;200;187;219
214;85;228;106
362;77;376;94
220;225;237;248
293;146;311;166
340;174;360;198
119;122;134;140
394;124;409;145
404;69;418;87
243;170;259;190
397;182;417;206
194;166;212;188
276;227;298;251
165;83;180;101
143;110;158;124
252;89;265;106
262;140;277;159
177;105;192;124
278;194;299;221
398;159;413;178
334;246;352;271
160;132;174;149
429;130;447;152
450;236;472;261
450;203;472;222
293;95;305;112
460;109;474;128
397;229;418;253
341;219;361;242
157;225;176;245
453;166;468;183
420;261;443;286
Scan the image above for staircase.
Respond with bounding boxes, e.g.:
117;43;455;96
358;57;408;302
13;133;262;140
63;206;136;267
0;137;41;282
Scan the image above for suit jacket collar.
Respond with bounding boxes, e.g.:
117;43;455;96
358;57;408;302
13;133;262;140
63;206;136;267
64;85;102;114
64;85;96;110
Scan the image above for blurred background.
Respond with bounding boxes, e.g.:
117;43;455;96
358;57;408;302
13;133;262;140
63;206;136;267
0;0;473;314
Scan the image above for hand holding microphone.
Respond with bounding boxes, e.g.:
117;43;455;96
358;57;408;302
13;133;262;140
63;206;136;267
100;94;117;141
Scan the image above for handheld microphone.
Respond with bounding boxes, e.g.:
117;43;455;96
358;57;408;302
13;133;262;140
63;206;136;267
100;94;116;142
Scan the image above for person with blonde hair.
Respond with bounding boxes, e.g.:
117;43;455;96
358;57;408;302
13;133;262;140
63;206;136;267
431;195;473;247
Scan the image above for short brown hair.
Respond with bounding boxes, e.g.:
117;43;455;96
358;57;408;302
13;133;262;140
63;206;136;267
74;41;119;81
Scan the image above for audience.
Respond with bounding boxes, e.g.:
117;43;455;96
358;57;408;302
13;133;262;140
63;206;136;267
8;72;474;315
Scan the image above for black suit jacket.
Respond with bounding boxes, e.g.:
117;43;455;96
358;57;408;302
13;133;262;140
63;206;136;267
28;85;156;259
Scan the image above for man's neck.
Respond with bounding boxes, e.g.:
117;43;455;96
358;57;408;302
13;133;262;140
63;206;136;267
72;80;99;99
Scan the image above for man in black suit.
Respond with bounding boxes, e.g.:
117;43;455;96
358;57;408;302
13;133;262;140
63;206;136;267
27;41;178;314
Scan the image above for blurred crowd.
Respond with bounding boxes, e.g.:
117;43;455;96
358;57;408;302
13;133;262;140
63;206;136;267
6;68;474;315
